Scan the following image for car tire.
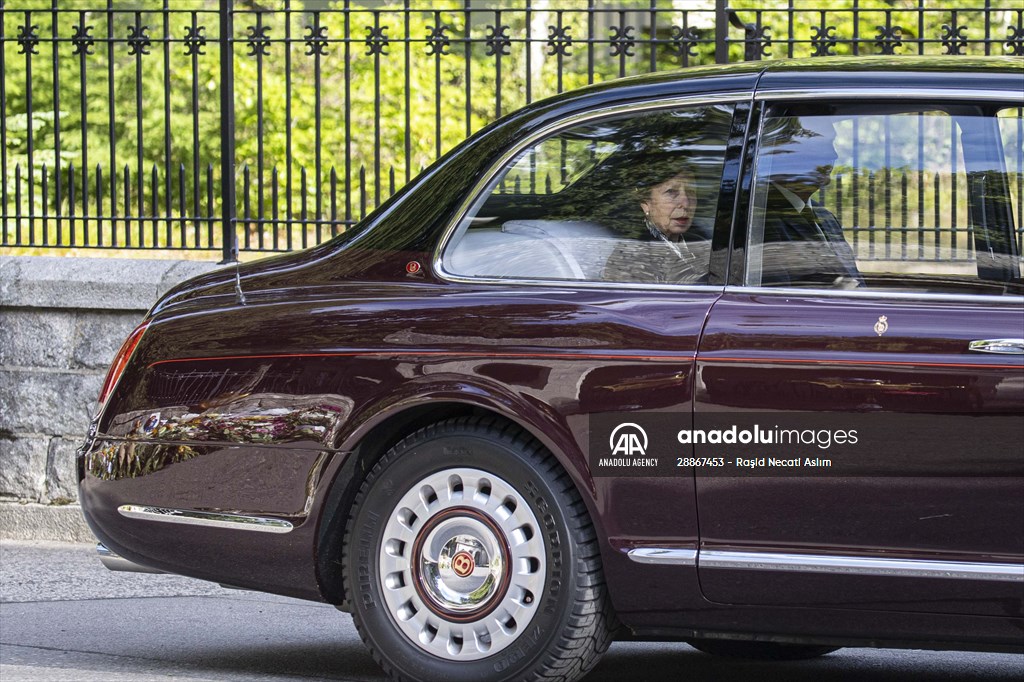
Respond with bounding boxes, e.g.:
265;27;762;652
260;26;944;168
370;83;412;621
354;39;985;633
342;416;615;682
687;639;840;660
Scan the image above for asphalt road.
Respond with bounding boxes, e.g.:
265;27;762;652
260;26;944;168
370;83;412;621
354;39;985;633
1;541;1021;682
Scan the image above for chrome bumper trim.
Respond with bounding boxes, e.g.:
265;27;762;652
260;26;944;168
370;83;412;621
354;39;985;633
117;505;293;533
627;548;698;566
699;550;1024;583
96;543;165;574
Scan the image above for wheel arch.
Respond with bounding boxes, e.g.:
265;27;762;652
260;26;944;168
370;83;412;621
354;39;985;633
314;392;602;607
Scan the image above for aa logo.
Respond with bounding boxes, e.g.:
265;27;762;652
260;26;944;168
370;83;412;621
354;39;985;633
609;423;648;456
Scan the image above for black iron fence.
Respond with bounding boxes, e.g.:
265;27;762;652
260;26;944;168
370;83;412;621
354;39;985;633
2;1;1022;261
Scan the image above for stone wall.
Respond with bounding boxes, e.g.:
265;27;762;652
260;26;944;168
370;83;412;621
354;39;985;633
0;256;224;539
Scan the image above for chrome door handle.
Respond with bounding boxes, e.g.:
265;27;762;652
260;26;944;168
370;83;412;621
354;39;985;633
968;339;1024;355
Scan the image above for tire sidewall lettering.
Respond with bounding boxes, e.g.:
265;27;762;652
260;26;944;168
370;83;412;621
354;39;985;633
491;625;543;673
525;480;563;612
357;510;380;610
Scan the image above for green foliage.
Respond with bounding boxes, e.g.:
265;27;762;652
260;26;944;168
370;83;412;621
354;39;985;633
2;2;717;224
3;110;74;199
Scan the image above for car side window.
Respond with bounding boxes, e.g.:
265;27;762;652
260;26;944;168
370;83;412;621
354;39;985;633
444;104;735;284
746;103;1023;296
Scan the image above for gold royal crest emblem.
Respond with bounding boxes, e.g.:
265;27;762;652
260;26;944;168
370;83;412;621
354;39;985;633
874;315;889;336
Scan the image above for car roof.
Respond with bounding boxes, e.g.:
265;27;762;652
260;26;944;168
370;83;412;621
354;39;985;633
503;56;1022;130
759;54;1022;73
616;54;1023;83
755;55;1023;93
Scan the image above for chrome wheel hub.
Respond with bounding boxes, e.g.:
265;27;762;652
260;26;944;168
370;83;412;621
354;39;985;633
416;513;506;615
379;467;546;661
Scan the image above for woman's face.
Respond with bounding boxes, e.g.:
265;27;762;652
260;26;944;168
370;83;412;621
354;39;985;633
640;171;696;238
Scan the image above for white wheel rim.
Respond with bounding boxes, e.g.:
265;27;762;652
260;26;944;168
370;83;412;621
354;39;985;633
378;467;547;661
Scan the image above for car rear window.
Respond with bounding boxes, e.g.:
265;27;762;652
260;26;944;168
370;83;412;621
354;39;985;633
444;103;736;285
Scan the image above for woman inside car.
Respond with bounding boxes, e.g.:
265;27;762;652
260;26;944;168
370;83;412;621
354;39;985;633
601;157;709;284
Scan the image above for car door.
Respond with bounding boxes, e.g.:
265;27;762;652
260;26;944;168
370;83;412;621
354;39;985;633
693;92;1024;618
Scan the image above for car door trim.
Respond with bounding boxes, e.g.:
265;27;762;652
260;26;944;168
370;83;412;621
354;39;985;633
117;505;294;533
699;550;1024;582
626;547;1024;582
723;284;1024;306
627;548;698;565
698;356;1023;370
756;87;1017;103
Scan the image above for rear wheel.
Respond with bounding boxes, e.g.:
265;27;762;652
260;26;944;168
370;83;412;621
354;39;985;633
343;417;614;682
687;639;840;660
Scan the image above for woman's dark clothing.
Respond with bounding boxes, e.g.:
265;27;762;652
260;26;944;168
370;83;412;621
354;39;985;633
601;221;709;284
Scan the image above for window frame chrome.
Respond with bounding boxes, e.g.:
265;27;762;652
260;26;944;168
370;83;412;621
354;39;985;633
432;92;751;293
741;86;1024;304
433;85;1022;303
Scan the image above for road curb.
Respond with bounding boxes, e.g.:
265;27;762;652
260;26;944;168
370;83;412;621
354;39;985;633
0;502;94;543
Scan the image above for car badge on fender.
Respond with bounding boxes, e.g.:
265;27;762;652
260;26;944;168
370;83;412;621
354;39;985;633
874;315;889;336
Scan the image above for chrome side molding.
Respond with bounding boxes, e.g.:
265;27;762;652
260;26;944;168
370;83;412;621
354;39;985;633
627;548;698;566
700;550;1024;583
117;505;294;534
97;543;165;574
625;547;1023;582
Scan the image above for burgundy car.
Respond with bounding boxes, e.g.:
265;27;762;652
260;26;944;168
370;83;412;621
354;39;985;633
80;57;1023;681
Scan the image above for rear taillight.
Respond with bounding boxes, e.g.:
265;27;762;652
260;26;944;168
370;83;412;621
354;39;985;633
97;320;150;406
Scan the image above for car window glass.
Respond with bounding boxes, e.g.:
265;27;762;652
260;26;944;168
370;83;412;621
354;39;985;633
500;135;618;195
445;104;735;284
746;105;1023;296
